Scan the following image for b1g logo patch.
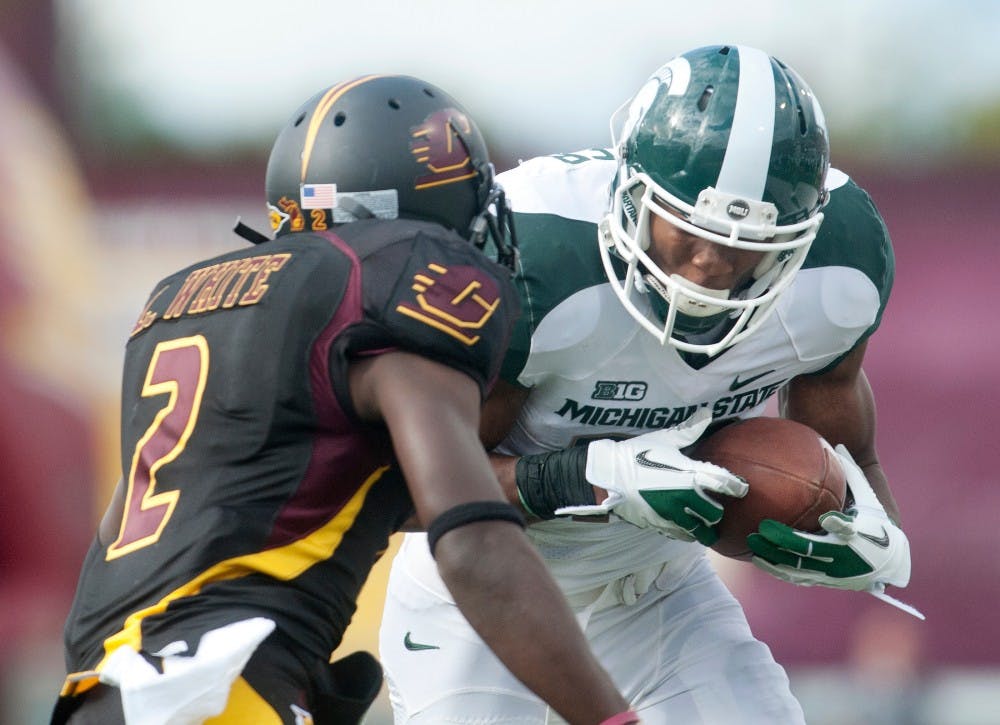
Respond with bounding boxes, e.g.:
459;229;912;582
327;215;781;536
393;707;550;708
396;263;500;345
592;380;648;401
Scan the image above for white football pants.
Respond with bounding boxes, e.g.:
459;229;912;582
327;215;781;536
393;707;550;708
379;537;804;724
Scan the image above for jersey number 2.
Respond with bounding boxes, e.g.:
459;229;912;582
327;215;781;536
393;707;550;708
106;335;209;560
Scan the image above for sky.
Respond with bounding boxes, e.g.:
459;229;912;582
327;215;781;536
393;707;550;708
57;0;1000;163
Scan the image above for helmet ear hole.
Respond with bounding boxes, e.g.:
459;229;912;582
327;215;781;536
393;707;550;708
388;98;401;110
333;112;346;127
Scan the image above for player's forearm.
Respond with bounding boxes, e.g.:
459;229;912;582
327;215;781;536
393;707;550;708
488;451;522;509
858;459;901;525
435;521;628;724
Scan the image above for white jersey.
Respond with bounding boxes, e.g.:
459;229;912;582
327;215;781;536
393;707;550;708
382;150;892;723
396;149;893;598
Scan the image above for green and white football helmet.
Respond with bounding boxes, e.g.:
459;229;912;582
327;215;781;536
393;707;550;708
599;45;830;356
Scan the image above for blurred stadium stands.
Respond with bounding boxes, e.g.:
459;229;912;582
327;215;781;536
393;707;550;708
2;5;999;723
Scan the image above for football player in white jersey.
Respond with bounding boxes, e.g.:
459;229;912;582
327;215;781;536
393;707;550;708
380;45;913;723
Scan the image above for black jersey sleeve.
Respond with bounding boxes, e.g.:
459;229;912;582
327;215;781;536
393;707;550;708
333;220;519;399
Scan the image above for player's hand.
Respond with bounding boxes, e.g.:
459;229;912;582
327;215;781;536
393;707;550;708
747;444;911;592
555;411;748;545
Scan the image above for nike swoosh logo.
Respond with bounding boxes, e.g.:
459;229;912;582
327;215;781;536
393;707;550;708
729;370;775;391
858;526;891;549
403;632;440;651
635;450;684;471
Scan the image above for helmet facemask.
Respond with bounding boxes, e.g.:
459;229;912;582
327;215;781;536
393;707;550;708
467;160;519;272
599;167;822;356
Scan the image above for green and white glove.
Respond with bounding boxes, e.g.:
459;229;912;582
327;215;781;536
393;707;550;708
747;443;922;618
555;411;748;545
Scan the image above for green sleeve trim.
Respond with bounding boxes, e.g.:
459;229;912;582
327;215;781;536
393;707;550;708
801;178;895;376
500;213;607;383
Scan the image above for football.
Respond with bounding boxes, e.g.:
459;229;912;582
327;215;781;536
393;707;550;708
692;416;847;560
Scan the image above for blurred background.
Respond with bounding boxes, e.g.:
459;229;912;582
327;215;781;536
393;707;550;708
2;1;998;723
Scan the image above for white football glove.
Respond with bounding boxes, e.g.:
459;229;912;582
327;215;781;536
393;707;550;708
555;411;748;545
747;443;922;618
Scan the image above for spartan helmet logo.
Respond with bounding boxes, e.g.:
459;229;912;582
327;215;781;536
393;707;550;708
409;109;478;189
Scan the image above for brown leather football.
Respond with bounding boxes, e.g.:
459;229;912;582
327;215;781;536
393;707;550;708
692;416;847;560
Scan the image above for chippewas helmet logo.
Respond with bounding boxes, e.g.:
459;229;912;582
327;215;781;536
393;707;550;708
410;109;478;189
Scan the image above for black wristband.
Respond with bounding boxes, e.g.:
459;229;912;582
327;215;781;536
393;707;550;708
426;501;526;557
514;445;595;520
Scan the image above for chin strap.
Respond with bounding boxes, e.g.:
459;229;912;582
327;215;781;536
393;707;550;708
232;218;270;245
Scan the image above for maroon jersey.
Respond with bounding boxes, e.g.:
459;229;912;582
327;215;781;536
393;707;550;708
62;219;518;685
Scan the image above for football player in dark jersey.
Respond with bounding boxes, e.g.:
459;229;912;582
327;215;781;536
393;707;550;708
52;75;636;725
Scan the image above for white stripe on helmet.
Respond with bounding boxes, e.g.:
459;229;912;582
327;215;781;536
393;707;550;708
716;46;776;201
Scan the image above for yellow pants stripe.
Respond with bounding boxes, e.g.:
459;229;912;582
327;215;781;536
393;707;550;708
203;677;285;724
